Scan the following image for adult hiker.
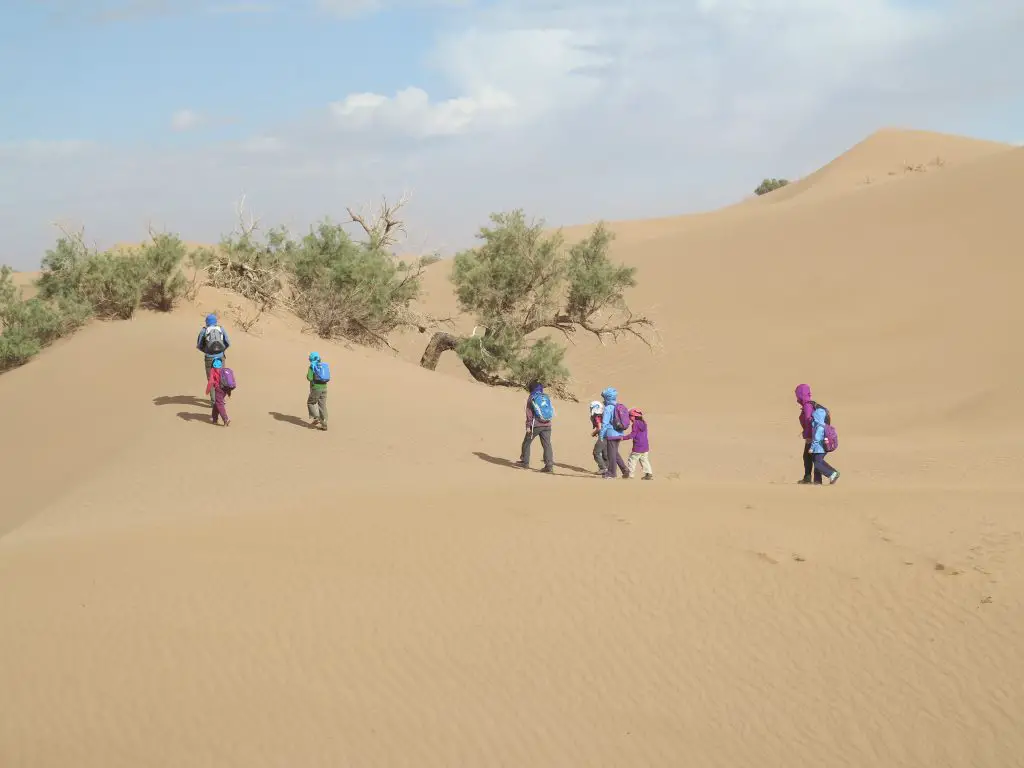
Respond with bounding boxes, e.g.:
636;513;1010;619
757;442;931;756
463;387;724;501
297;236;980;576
599;386;630;479
197;313;230;402
518;382;554;473
306;351;330;430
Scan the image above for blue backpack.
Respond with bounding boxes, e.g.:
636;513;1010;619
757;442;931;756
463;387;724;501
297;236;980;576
312;361;331;383
530;392;554;421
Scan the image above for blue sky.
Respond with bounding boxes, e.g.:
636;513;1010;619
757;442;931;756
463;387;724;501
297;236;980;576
1;0;1022;268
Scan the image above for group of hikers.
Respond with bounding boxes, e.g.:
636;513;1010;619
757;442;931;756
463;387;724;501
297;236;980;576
518;381;841;483
196;313;840;484
519;383;654;480
196;313;330;430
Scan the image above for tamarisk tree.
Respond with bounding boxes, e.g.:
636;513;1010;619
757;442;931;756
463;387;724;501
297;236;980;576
419;210;655;398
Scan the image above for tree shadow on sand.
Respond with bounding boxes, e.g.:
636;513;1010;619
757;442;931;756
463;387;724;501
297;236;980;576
269;411;314;429
154;394;209;407
472;452;596;478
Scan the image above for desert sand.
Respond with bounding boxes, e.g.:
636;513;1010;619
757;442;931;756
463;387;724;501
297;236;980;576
1;128;1022;767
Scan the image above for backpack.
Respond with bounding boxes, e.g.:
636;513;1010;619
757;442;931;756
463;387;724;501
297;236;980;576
203;325;226;354
813;402;838;452
530;392;554;421
312;361;331;384
612;402;630;432
219;367;236;391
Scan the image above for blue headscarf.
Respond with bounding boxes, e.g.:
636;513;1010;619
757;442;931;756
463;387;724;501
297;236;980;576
205;313;217;326
212;358;223;369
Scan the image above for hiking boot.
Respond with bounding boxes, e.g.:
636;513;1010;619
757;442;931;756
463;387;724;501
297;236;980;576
643;474;653;480
320;423;328;431
540;466;554;473
516;460;528;468
829;471;840;485
310;418;320;428
223;419;230;427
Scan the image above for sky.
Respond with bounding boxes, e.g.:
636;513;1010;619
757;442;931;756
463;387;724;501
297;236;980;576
1;0;1022;269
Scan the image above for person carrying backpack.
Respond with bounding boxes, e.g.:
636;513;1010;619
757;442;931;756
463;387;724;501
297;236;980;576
517;382;554;472
599;386;630;479
589;401;608;475
205;358;233;426
197;313;230;403
306;352;330;431
808;404;840;484
794;383;820;483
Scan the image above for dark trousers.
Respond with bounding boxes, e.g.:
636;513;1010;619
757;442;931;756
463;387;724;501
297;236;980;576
520;426;553;469
211;387;229;424
802;442;822;483
593;437;608;472
604;438;629;477
812;453;837;478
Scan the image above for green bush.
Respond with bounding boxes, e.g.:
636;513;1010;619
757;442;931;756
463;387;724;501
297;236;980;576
138;233;189;311
0;266;90;372
289;221;426;346
754;178;790;195
419;209;653;397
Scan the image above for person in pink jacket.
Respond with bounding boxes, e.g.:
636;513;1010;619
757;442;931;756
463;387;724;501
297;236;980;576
795;383;819;484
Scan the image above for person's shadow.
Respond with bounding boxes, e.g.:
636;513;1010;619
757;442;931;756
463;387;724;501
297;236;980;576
154;395;209;407
269;411;313;429
177;411;212;424
472;452;596;477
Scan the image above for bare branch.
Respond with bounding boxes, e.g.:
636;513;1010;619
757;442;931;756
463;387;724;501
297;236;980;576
345;190;411;251
235;193;261;237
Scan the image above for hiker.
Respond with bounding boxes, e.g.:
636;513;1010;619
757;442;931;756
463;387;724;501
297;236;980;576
306;352;330;431
796;383;826;484
197;313;230;402
808;403;841;484
205;358;234;426
589;401;608;475
518;383;554;473
623;408;654;480
599;387;630;479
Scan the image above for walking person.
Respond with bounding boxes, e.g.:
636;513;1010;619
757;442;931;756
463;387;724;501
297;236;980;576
517;383;554;473
205;358;233;426
589;401;608;475
808;403;841;484
623;408;654;480
795;383;820;484
197;313;230;403
307;352;330;431
599;387;630;479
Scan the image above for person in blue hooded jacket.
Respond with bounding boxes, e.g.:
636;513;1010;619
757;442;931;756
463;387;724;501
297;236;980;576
196;313;230;401
599;386;630;479
808;405;840;484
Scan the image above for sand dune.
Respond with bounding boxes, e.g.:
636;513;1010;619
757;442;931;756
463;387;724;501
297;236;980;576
2;129;1023;767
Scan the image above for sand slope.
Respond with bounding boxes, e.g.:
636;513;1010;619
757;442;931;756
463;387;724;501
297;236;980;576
2;129;1024;767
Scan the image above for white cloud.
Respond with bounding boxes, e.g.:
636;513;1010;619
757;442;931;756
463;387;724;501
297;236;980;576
170;109;205;131
3;0;1023;268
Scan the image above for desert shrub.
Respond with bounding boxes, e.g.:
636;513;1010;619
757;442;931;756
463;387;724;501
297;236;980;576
419;210;654;398
207;227;293;311
0;266;90;372
754;178;790;195
37;233;144;319
289;221;426;346
137;233;189;311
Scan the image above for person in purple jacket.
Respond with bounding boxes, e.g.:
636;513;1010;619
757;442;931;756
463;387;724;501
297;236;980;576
795;383;821;484
623;408;653;480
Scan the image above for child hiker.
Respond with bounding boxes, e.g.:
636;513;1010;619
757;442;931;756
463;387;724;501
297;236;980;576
623;408;653;480
589;401;608;475
205;358;234;426
307;352;330;431
808;403;840;485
